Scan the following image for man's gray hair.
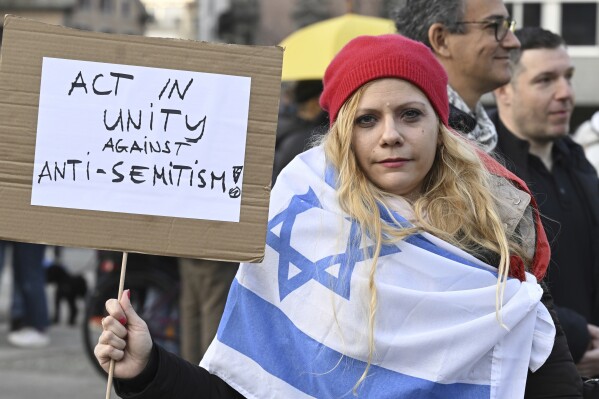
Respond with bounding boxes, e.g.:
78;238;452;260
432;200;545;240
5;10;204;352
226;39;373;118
393;0;467;48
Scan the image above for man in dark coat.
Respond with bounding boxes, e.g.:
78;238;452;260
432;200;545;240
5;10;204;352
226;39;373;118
492;26;599;378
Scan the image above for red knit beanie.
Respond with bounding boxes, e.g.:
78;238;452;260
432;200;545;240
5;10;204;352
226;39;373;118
319;34;449;127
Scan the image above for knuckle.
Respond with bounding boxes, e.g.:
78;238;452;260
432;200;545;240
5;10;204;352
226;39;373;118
113;338;126;351
98;331;111;345
110;347;124;361
94;343;112;361
105;298;120;313
98;329;126;350
102;316;113;329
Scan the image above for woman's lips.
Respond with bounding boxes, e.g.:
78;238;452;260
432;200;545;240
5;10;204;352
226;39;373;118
379;158;409;168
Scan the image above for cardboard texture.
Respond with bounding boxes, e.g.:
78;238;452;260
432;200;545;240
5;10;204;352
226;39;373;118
0;15;283;262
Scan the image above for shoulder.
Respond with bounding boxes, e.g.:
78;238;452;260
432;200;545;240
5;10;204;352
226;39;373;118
488;175;531;231
557;136;597;174
560;135;586;153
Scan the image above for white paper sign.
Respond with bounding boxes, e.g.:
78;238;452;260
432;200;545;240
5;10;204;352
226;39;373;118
32;57;251;222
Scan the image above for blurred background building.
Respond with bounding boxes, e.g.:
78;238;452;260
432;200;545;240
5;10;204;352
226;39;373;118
143;0;196;39
0;0;597;128
0;0;148;39
69;0;148;33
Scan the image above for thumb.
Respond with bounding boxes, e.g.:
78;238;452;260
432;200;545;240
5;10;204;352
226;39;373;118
119;289;144;326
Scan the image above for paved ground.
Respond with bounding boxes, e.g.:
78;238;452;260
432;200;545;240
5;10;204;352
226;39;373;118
0;247;118;399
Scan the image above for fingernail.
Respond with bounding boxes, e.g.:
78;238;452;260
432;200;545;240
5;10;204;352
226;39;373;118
119;317;127;326
126;289;131;299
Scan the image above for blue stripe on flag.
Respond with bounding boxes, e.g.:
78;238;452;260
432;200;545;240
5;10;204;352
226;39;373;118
378;203;499;276
217;281;491;399
324;163;336;188
403;234;498;275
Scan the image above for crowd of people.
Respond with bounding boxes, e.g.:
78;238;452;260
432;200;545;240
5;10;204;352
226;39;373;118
94;0;599;398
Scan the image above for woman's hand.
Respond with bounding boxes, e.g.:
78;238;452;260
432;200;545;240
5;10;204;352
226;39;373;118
93;289;153;379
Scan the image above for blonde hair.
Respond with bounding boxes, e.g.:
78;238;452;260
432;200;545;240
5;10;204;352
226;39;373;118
320;82;532;392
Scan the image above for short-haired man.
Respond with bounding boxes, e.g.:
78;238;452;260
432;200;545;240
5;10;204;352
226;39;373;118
492;27;599;378
395;0;520;152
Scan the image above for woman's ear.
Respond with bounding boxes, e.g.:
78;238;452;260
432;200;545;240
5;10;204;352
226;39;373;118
428;23;451;58
437;134;444;149
436;124;444;147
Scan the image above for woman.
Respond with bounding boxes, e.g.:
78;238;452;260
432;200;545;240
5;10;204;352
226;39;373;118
95;34;581;398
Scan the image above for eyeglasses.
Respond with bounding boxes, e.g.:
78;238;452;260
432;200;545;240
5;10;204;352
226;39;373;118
455;17;516;42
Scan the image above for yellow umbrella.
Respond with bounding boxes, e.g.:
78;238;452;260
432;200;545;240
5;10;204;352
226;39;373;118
279;13;396;81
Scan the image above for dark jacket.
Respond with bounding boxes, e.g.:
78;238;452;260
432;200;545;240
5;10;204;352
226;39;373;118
491;109;599;364
114;344;242;399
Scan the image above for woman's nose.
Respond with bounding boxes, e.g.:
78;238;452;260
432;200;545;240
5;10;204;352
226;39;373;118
380;116;404;146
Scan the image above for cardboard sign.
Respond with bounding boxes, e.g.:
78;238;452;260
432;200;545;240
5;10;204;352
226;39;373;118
0;15;283;262
33;57;250;222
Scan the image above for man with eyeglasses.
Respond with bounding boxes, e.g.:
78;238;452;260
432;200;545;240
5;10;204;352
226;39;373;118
394;0;520;153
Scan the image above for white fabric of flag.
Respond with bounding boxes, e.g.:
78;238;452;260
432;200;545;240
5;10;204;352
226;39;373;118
201;146;555;399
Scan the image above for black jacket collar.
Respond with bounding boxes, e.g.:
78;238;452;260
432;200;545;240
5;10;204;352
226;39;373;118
489;109;533;181
489;108;599;225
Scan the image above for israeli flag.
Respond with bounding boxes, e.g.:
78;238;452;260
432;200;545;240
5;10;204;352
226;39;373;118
201;146;555;399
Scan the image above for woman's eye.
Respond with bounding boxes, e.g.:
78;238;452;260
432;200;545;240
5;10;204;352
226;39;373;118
355;114;377;127
402;109;422;121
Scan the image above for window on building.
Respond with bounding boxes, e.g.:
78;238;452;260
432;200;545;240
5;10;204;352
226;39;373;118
505;3;513;17
523;3;541;27
100;0;114;13
122;0;131;17
562;3;597;45
505;3;540;28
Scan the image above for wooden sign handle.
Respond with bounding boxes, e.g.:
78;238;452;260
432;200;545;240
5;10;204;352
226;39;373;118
105;251;128;399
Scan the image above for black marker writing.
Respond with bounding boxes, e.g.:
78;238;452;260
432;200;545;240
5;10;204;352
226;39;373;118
69;71;134;96
37;160;84;183
158;78;194;100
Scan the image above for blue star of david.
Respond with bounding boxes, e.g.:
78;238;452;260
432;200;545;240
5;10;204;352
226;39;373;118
266;188;402;301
